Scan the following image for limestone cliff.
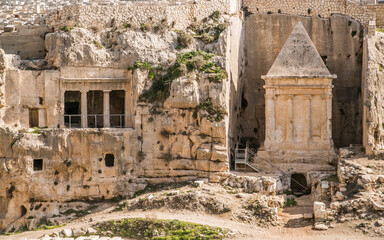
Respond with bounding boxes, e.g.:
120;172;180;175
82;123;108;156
0;11;237;231
364;32;384;155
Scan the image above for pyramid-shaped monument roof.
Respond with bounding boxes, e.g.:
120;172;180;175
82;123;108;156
264;22;335;78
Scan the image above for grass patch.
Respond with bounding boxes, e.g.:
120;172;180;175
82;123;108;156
30;127;40;134
33;224;64;231
95;218;226;239
60;25;74;32
284;199;298;207
377;28;384;33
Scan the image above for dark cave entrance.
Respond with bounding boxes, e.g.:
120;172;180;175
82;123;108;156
291;173;310;196
64;91;81;128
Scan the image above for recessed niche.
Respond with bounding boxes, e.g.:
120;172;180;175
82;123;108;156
105;154;115;167
33;159;43;171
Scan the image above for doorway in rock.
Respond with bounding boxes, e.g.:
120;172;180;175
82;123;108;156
64;91;81;128
291;173;310;197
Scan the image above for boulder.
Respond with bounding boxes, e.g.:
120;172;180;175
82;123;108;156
335;191;345;201
314;223;328;230
62;228;73;237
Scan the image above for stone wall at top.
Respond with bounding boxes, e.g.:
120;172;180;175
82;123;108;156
243;0;375;27
46;0;233;31
367;4;384;28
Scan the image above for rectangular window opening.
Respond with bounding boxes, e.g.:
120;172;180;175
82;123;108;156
29;108;39;128
105;154;115;167
33;159;43;171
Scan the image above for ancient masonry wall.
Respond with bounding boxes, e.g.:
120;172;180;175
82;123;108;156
243;0;375;27
240;14;364;149
46;0;233;31
367;5;384;28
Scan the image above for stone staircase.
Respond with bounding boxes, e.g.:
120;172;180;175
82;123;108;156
234;142;259;172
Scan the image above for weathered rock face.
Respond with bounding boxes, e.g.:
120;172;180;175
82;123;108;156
363;32;384;155
239;14;363;149
45;28;178;69
0;10;236;231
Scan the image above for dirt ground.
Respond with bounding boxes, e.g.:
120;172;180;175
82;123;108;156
1;183;382;240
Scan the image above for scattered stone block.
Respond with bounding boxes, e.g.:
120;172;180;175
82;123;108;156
86;227;97;234
313;201;327;222
40;234;51;240
73;228;86;237
314;223;328;230
62;228;73;237
170;190;179;195
193;180;204;187
335;191;344;200
377;219;384;226
303;213;313;219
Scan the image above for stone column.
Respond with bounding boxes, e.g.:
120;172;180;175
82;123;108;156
325;91;333;145
286;95;294;142
125;89;131;128
321;91;333;144
103;90;111;128
265;91;276;149
81;90;88;128
304;95;312;143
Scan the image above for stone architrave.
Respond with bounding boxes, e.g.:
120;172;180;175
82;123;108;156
258;22;337;163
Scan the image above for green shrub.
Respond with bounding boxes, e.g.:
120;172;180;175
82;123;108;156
60;25;73;32
201;33;215;44
177;30;194;49
195;98;227;122
140;23;152;32
284;199;298;207
122;23;132;29
210;11;221;21
134;51;226;103
208;72;227;83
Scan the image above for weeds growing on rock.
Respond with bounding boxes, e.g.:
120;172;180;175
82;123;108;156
195;97;227;122
59;25;74;32
140;22;152;32
133;51;226;103
122;23;132;29
93;41;104;49
284;199;298;207
177;30;194;49
189;11;228;44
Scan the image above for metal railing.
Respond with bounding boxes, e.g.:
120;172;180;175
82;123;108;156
110;114;126;128
64;114;133;128
64;114;81;128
